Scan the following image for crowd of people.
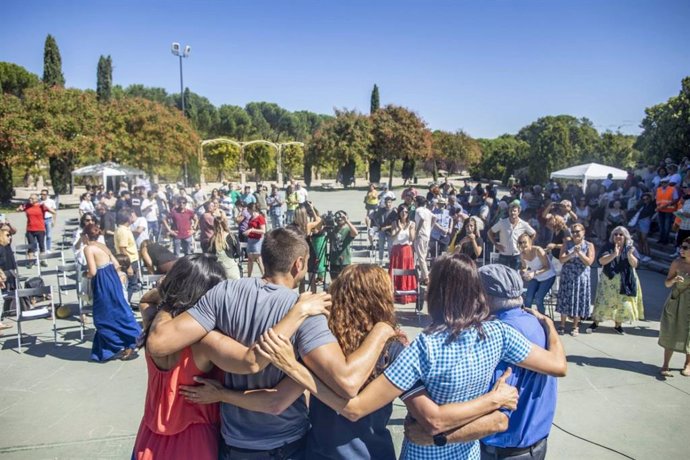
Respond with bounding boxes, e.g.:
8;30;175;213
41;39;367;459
1;159;690;458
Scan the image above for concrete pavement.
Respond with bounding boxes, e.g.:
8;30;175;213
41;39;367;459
1;187;688;459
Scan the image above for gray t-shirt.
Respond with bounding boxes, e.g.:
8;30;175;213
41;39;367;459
188;277;336;449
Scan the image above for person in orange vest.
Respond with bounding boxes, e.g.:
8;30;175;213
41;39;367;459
656;177;679;245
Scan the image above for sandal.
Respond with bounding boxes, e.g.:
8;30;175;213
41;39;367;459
659;368;674;378
570;328;579;337
120;348;138;361
681;368;690;377
557;327;565;336
0;323;12;331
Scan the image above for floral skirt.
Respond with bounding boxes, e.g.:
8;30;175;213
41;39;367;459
592;273;645;324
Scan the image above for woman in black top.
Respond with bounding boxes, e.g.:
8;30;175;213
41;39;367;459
139;240;178;274
0;226;17;330
449;216;483;260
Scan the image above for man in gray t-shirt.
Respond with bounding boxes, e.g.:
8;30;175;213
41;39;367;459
148;227;394;458
189;277;335;449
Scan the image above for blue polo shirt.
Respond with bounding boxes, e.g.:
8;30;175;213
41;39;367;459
481;308;557;449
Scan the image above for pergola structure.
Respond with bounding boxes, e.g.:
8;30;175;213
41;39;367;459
200;138;304;186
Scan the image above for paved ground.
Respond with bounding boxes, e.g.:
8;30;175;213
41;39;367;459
1;186;689;459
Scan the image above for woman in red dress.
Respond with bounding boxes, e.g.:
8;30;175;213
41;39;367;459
389;205;417;303
134;254;327;460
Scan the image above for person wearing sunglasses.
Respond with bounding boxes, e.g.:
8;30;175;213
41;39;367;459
556;223;595;336
588;226;644;335
658;237;690;377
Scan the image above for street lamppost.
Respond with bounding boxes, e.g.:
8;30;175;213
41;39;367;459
171;42;191;185
171;42;191;115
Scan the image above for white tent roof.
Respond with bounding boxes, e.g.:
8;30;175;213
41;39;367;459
550;163;627;181
71;162;145;177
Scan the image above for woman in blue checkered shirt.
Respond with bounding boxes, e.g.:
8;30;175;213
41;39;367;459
256;254;567;460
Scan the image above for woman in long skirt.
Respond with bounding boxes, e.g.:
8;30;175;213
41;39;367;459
389;205;417;304
82;223;141;362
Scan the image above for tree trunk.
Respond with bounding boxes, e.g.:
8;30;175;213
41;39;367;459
432;160;438;183
388;159;395;189
49;153;74;196
303;160;312;187
0;160;13;204
369;159;381;184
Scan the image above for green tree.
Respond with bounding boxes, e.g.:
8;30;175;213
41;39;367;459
0;93;31;203
97;96;200;178
636;76;690;162
117;84;172;105
174;89;219;138
281;143;304;181
306;109;372;179
96;55;112;102
472;135;530;183
22;87;99;196
215;105;253;139
369;84;382;183
0;62;40;97
371;105;432;188
203;142;241;181
244;142;276;181
245;102;299;142
42;34;65;87
596;132;640;168
517;115;600;184
430;130;482;179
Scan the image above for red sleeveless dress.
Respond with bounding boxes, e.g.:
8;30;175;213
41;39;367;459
133;347;220;460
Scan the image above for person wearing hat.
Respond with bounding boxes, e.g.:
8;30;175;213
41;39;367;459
477;264;559;460
489;202;536;271
378;184;396;207
655;176;679;245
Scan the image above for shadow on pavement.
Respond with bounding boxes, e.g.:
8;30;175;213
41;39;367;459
396;311;431;329
567;354;660;377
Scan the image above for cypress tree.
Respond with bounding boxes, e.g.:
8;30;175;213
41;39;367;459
370;84;380;114
96;55;112;102
369;84;381;183
42;34;65;87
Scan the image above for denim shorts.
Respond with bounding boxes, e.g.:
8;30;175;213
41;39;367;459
247;237;263;254
638;217;651;234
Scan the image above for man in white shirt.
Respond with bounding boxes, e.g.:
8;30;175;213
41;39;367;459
489;202;536;271
129;210;149;249
413;195;434;284
39;189;57;252
294;182;308;204
378;184;396;207
141;191;160;242
192;183;207;207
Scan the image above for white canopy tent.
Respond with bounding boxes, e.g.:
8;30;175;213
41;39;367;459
550;162;628;191
71;162;146;192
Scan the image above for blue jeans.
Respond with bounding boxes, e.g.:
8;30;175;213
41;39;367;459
524;276;556;314
657;212;673;244
173;236;194;255
377;231;391;262
498;254;521;271
270;213;283;230
44;217;53;251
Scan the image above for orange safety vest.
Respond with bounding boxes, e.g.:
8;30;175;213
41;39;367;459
656;186;676;213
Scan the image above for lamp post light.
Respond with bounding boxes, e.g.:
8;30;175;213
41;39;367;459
171;42;191;116
171;42;192;185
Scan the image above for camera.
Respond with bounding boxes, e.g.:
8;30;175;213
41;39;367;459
322;210;346;231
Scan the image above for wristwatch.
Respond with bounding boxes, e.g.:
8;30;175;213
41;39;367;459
433;432;448;447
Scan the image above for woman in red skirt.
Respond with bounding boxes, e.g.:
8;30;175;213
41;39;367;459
389;204;417;303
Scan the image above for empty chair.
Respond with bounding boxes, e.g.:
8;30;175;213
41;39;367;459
13;285;57;352
391;268;425;313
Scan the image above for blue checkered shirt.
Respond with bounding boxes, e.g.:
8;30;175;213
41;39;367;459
384;320;532;460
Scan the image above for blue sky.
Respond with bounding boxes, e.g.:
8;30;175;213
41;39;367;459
3;0;689;138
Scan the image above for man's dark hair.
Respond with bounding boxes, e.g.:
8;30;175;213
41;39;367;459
261;227;309;276
117;208;132;225
415;195;427;207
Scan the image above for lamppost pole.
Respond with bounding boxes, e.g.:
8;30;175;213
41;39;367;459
171;42;192;185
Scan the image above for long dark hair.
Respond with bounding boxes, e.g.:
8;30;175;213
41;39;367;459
157;254;226;317
425;253;490;342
